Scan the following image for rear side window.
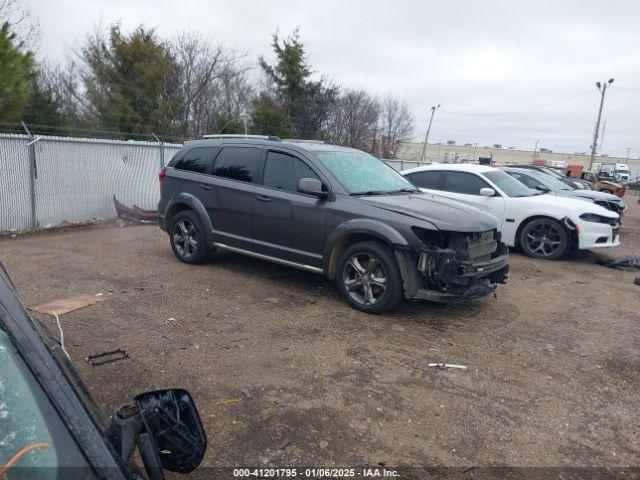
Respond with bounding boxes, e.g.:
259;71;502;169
263;151;319;192
405;171;444;190
212;147;261;183
445;172;490;195
173;147;216;174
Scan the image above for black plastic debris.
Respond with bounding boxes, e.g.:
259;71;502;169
634;276;640;286
596;255;640;272
85;348;129;366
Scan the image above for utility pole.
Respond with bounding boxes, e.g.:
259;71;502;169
420;104;440;161
532;139;540;161
589;78;614;170
626;147;631;161
243;116;248;135
472;143;478;162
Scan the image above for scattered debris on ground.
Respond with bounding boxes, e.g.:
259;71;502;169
29;294;105;315
85;348;130;366
596;255;640;271
428;363;468;370
114;195;158;223
216;398;242;406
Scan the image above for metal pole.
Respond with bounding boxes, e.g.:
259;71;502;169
589;80;612;171
21;121;38;229
473;143;477;162
532;139;539;161
420;106;438;161
626;147;631;161
152;132;165;169
243;116;248;135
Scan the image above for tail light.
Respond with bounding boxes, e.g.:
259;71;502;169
159;168;166;184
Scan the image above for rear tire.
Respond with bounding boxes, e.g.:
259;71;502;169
169;210;211;264
519;217;568;260
336;241;403;314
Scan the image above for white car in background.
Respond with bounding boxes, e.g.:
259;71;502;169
402;164;621;260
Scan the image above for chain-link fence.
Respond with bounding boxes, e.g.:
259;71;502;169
0;133;182;232
0;132;432;233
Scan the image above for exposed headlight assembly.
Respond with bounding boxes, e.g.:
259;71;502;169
579;213;616;224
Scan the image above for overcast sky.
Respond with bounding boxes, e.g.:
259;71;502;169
20;0;640;157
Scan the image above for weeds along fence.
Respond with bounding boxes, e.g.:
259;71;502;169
0;132;429;233
0;133;182;233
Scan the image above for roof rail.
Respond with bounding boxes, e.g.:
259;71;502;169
199;134;281;141
283;138;333;144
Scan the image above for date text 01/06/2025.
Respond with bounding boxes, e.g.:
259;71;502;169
232;467;399;477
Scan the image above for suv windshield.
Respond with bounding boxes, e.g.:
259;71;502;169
0;328;93;476
316;151;417;195
484;170;536;197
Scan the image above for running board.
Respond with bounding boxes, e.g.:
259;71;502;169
212;242;324;274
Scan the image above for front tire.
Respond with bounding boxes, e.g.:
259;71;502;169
169;210;211;264
336;241;403;314
519;218;569;260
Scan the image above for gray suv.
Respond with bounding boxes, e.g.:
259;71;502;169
158;135;509;313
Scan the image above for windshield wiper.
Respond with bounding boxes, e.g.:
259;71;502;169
350;188;419;196
349;190;390;196
388;188;420;194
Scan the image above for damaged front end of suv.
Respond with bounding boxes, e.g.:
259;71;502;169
395;228;509;302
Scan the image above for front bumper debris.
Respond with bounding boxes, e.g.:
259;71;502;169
398;229;509;303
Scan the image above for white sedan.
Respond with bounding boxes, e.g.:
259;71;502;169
402;164;621;259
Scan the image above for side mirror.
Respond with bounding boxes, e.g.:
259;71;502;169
298;177;327;198
534;185;551;192
480;187;496;197
109;389;207;480
135;389;207;474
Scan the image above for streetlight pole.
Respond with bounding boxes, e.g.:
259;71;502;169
420;104;440;161
588;78;614;171
532;139;540;161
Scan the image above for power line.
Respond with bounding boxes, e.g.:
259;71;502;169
440;90;593;117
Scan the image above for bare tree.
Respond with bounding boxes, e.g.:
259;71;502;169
326;88;379;151
379;95;414;158
172;32;253;136
0;0;40;50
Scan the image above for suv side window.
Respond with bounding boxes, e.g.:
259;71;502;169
263;151;319;193
173;147;216;174
508;172;540;189
405;170;444;190
212;147;262;183
445;171;490;195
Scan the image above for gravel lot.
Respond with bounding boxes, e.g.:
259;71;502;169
1;199;639;473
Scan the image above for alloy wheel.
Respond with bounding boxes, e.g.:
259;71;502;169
342;253;388;305
525;222;563;257
173;219;198;258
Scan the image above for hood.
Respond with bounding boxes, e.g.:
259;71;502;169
567;190;624;203
356;192;500;232
517;193;619;219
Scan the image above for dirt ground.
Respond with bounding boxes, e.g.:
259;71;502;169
1;198;639;473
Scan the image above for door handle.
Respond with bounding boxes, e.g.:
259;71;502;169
199;184;211;190
255;195;271;202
